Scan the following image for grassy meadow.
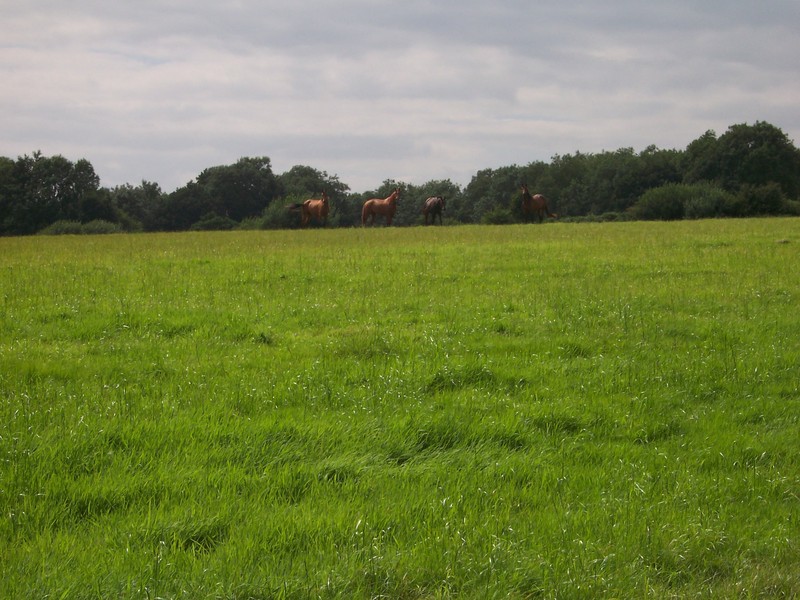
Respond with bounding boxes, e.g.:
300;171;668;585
1;219;798;598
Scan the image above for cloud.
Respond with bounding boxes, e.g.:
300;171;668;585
2;1;799;193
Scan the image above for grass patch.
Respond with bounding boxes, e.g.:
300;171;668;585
1;220;799;597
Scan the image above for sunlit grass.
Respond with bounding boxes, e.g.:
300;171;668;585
1;220;799;598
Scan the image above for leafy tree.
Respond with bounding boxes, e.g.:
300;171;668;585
548;153;591;216
0;156;17;234
195;157;278;221
403;179;463;225
716;122;800;198
277;165;350;227
155;182;214;231
683;122;800;204
110;181;165;231
463;166;523;223
4;152;104;234
682;130;720;185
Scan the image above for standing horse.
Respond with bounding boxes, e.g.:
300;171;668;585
422;196;446;225
288;191;329;227
520;184;557;223
361;189;400;226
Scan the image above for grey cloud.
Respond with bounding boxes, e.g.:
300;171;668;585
2;1;799;192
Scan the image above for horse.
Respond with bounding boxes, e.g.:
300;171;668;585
520;184;557;223
361;188;400;226
288;191;329;227
422;196;446;225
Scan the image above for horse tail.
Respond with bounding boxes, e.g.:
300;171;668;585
287;203;302;211
361;202;369;226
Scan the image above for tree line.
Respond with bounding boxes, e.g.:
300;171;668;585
1;121;799;236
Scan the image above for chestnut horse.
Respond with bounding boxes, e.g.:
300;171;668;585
422;196;446;225
288;191;329;227
520;184;557;223
361;188;400;226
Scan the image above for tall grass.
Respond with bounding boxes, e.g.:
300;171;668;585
1;220;798;598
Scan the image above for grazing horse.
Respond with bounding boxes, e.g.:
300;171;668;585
520;184;557;223
361;188;401;226
288;191;329;227
422;196;446;225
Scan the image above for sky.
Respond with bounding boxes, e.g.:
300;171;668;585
2;1;799;194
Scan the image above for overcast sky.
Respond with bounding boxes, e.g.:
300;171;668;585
2;1;799;193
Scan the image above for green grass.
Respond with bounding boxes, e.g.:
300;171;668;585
1;220;799;598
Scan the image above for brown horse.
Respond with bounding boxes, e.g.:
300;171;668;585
520;184;557;223
422;196;446;225
288;191;329;227
361;188;400;226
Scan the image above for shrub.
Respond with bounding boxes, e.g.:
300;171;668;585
38;220;84;235
38;220;122;235
238;216;265;230
683;184;739;219
190;213;238;231
481;207;516;225
736;183;786;216
631;184;687;220
262;199;301;229
81;220;123;234
632;183;743;220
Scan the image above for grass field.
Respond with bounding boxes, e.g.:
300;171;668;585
1;219;799;598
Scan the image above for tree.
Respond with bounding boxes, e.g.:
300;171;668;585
682;130;720;185
462;166;523;223
403;179;463;225
683;122;800;204
195;156;278;222
0;156;17;234
277;165;350;226
156;182;214;231
5;152;103;234
109;181;165;231
716;122;800;198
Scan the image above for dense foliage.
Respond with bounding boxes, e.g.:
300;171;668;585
1;121;799;235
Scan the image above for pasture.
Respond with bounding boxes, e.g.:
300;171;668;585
1;219;798;598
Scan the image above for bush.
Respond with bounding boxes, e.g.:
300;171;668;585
38;220;84;235
38;220;122;235
481;207;516;225
190;213;238;231
262;199;301;229
736;183;786;216
683;184;739;219
631;183;743;220
631;184;687;220
238;216;265;230
81;220;123;234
